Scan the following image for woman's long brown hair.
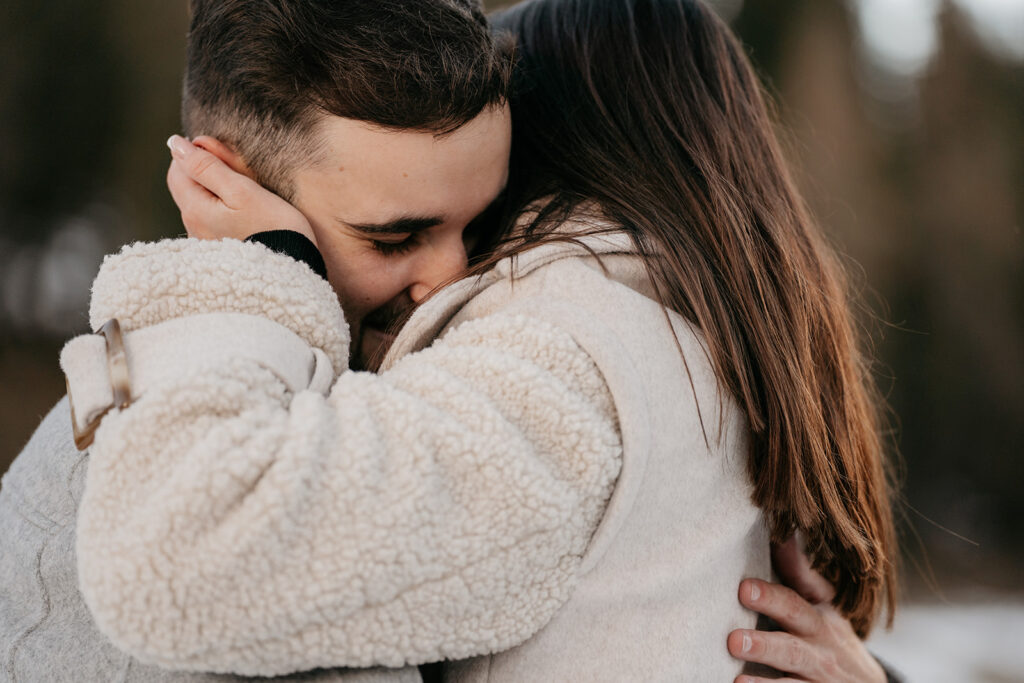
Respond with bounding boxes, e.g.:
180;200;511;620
485;0;897;635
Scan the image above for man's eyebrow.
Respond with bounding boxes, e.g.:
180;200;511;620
342;216;445;235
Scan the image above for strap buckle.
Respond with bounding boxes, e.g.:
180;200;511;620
69;318;132;450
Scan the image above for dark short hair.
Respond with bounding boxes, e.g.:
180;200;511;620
183;0;511;199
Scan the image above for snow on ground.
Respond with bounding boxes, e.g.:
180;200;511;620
867;600;1024;682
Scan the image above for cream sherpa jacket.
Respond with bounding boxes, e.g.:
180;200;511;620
60;225;769;681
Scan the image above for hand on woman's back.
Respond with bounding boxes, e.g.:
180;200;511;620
730;537;889;683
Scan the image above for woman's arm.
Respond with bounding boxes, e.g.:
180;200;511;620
69;239;621;677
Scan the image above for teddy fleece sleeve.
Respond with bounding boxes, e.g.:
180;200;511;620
72;239;622;677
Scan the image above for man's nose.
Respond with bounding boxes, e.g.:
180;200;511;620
408;235;468;303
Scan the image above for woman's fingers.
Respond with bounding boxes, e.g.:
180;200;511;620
738;578;823;637
167;160;223;238
728;629;826;679
167;135;248;207
731;583;887;683
165;133;317;243
734;677;802;683
167;159;218;210
771;535;836;604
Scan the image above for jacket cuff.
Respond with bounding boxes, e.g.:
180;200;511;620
89;238;349;371
246;230;328;280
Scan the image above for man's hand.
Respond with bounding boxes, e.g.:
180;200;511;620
166;134;317;246
728;536;888;683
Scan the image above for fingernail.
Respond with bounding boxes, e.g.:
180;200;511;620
166;135;187;158
749;582;760;602
742;633;752;653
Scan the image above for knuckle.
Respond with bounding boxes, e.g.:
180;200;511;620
784;602;800;622
819;652;841;678
783;598;805;625
786;640;809;671
223;176;246;203
190;153;217;178
822;605;843;624
766;585;795;615
809;606;827;631
821;608;846;636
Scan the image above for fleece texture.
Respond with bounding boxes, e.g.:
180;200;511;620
73;237;622;676
88;238;349;371
60;224;768;681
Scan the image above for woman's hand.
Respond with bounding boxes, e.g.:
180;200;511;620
729;536;888;683
166;134;317;246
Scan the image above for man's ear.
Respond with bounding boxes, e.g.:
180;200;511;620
191;136;256;180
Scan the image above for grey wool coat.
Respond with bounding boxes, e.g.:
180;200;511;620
0;397;417;683
2;222;769;681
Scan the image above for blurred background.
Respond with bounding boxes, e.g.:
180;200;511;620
1;0;1021;679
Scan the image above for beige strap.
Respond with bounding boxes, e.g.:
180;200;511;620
65;319;131;449
61;312;336;450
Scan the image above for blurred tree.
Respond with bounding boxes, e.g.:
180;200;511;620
732;0;807;79
894;1;1024;587
0;0;188;466
102;0;190;242
729;0;1024;590
0;0;125;243
0;0;187;247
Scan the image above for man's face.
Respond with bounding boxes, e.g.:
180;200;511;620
290;104;511;371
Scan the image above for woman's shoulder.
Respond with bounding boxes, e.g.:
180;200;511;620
474;222;672;335
446;222;720;404
466;220;732;423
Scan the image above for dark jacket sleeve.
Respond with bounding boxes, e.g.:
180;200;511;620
246;230;328;280
877;655;904;683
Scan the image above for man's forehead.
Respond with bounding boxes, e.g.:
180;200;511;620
300;107;511;224
313;107;510;169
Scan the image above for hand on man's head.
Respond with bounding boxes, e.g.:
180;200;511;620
166;135;317;246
